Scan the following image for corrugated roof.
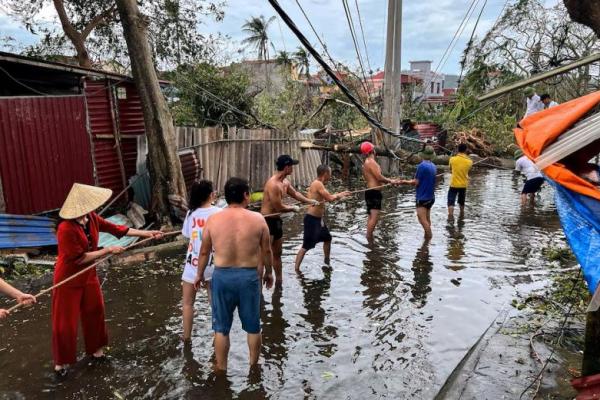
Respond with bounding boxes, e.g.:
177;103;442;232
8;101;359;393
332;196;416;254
0;214;57;249
98;214;139;248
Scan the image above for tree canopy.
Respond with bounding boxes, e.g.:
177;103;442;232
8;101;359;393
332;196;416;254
2;0;224;67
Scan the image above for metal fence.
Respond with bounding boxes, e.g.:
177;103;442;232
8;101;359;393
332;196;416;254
175;127;322;192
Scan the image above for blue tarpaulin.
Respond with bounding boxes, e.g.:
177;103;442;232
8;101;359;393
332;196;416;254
549;180;600;294
0;214;57;249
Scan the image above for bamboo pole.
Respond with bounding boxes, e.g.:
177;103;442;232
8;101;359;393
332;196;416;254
7;230;181;313
477;53;600;102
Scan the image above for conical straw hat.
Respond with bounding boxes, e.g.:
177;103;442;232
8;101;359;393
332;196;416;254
59;183;112;219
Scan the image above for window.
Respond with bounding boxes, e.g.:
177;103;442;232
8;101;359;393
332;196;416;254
437;83;441;94
430;82;434;93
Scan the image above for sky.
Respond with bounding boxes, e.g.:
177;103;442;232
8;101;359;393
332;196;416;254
0;0;559;75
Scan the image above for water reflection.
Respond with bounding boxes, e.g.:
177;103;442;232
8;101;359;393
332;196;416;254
260;285;288;386
446;217;466;270
297;266;338;357
410;239;433;307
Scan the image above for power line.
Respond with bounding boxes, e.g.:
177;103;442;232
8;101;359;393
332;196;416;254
459;0;488;84
354;0;373;75
293;0;338;68
268;0;423;143
342;0;372;100
419;0;480;102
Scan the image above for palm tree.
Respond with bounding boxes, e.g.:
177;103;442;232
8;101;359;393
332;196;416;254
275;50;293;67
293;47;311;79
241;15;276;61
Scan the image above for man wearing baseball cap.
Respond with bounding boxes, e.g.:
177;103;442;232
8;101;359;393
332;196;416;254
361;141;401;241
261;155;319;284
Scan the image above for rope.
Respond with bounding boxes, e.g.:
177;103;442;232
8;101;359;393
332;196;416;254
262;156;493;218
7;230;181;313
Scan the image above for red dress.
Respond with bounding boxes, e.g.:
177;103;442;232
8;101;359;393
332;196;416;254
51;212;129;365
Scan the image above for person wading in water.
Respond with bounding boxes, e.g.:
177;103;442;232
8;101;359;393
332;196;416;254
294;165;350;272
447;143;473;218
181;180;221;342
361;141;401;242
402;146;438;239
195;177;274;371
261;155;319;284
52;183;162;378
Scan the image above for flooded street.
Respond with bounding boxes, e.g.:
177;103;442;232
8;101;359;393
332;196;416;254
0;169;565;399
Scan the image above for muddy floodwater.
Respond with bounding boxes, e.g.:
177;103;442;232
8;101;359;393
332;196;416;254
0;169;565;399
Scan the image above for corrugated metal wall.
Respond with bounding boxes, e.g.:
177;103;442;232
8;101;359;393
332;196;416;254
175;127;322;193
84;79;144;196
0;95;95;214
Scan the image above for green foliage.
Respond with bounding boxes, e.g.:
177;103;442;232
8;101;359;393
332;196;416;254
3;0;224;66
170;63;254;127
241;15;276;61
254;79;367;132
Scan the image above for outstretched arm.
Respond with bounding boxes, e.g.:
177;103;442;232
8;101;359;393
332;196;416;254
288;185;318;205
317;184;351;202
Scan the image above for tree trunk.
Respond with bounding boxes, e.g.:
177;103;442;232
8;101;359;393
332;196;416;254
583;310;600;376
564;0;600;37
115;0;187;224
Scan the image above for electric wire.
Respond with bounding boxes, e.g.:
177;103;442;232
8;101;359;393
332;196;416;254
293;0;338;68
268;0;424;143
341;0;371;99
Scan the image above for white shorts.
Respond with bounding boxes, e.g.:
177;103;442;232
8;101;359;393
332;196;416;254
181;263;214;284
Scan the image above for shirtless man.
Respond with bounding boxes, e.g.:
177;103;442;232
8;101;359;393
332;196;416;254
294;165;350;272
261;155;319;283
194;177;273;371
361;142;401;241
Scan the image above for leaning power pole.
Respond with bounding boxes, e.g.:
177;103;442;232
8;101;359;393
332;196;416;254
381;0;403;171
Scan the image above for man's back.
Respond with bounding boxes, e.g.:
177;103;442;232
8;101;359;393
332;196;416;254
209;208;266;267
449;154;473;188
307;180;326;217
416;161;437;201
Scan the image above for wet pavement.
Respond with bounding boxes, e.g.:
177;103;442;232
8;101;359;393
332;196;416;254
0;169;565;399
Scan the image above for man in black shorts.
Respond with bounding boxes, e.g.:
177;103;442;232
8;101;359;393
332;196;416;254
294;165;349;272
361;142;400;241
261;155;319;284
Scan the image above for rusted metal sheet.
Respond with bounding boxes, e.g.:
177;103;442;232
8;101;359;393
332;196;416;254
117;83;145;136
0;95;95;214
415;123;441;140
84;78;144;197
179;150;200;192
0;213;57;249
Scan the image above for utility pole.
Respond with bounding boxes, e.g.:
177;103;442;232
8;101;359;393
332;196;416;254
381;0;402;172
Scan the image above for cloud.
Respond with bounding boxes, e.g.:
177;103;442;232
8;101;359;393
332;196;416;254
0;0;561;74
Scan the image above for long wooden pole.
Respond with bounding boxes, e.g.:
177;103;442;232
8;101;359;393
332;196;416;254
7;230;181;313
477;53;600;101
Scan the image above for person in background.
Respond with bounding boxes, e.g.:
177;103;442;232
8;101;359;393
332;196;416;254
514;149;545;204
52;183;163;378
0;279;36;319
261;155;318;285
524;87;544;117
361;141;402;242
181;180;221;343
540;94;559;109
402;146;438;239
294;165;350;272
447;143;473;218
194;177;273;371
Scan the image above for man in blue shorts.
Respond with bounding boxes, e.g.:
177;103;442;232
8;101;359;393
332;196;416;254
402;146;437;238
195;177;273;371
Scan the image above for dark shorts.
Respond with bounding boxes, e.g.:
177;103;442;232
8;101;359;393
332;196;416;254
447;187;467;206
265;216;283;241
302;214;332;250
365;189;383;214
522;177;544;194
211;267;260;335
416;198;435;209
